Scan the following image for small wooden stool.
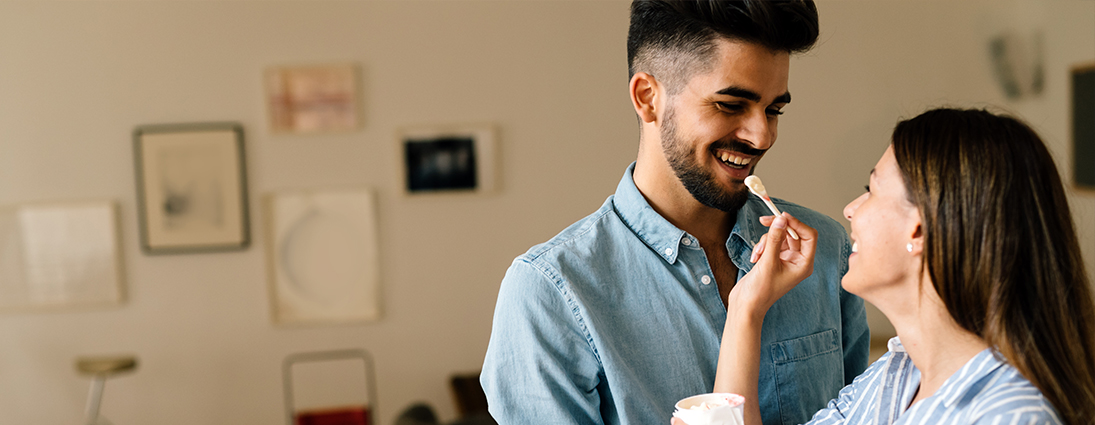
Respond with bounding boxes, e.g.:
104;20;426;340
75;355;138;425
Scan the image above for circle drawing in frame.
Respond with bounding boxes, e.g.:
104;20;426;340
279;209;369;311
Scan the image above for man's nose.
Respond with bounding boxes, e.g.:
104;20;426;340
737;109;774;149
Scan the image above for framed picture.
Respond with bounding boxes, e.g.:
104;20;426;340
264;188;380;325
0;201;124;312
1072;62;1095;190
266;63;361;134
397;124;497;195
134;123;250;254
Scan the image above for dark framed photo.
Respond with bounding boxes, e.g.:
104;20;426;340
397;124;497;195
133;123;250;254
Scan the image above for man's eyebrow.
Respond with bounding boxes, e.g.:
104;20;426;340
715;87;792;105
716;86;760;102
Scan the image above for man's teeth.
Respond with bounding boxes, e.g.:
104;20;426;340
718;152;752;165
851;242;858;253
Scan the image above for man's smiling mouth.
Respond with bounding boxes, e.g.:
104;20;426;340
717;151;753;169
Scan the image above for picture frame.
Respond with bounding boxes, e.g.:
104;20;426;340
266;63;361;134
264;188;381;325
133;122;250;254
397;124;497;195
0;201;124;312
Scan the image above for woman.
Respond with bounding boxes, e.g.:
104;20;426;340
686;108;1095;424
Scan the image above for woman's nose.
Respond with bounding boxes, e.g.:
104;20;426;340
843;193;866;221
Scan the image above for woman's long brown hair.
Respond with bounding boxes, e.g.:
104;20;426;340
891;108;1095;424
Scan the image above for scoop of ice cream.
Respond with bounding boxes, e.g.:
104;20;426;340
673;393;745;425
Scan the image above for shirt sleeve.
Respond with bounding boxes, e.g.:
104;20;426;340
480;258;605;425
804;351;893;425
969;409;1063;425
836;231;871;384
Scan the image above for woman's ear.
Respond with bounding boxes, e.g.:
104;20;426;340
908;222;924;255
629;72;660;124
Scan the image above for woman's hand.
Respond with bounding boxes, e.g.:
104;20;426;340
729;212;817;319
709;212;817;425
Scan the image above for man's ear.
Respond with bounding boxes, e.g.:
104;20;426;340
630;72;660;124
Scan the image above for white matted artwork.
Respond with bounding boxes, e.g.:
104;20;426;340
397;124;497;195
266;63;361;134
265;189;380;325
0;201;123;312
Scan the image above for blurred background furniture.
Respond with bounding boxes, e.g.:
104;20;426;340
75;355;138;425
394;371;495;425
448;372;491;421
284;349;376;425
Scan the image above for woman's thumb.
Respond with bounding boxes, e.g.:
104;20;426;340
761;215;788;262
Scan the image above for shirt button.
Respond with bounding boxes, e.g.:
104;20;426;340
701;275;712;285
664;248;673;256
682;238;692;246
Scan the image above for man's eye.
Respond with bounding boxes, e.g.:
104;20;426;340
766;108;784;116
715;102;742;113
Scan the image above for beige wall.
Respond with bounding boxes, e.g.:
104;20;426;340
0;1;1090;424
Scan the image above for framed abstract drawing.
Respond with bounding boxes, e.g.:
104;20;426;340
133;122;250;254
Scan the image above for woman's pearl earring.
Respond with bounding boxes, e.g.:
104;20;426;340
907;243;913;253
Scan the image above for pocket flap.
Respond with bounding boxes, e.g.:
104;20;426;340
770;329;839;365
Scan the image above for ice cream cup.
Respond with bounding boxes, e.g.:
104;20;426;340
672;393;745;425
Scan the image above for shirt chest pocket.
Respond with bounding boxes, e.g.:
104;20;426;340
770;329;844;425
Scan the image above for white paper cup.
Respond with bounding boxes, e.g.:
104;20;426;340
672;393;745;425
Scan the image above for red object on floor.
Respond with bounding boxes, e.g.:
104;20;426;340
295;406;370;425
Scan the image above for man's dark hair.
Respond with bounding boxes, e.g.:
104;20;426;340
627;0;819;94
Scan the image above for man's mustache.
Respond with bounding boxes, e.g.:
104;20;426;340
711;140;767;157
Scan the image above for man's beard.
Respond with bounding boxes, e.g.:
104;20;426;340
661;106;751;213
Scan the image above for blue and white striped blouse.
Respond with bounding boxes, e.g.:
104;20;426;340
806;337;1061;424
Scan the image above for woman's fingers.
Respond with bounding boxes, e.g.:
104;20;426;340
760;215;790;266
780;212;817;267
758;215;794;253
750;233;767;263
758;213;817;264
753;213;819;290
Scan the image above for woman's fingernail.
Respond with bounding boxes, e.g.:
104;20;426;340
772;216;787;229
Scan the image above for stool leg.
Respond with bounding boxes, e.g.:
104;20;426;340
85;375;105;425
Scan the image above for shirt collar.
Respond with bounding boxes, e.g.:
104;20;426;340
888;336;1008;409
611;163;773;267
936;347;1008;408
612;163;687;264
728;196;772;272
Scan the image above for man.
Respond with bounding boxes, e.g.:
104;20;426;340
481;1;870;424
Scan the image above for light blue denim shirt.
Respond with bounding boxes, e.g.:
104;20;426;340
482;164;870;425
